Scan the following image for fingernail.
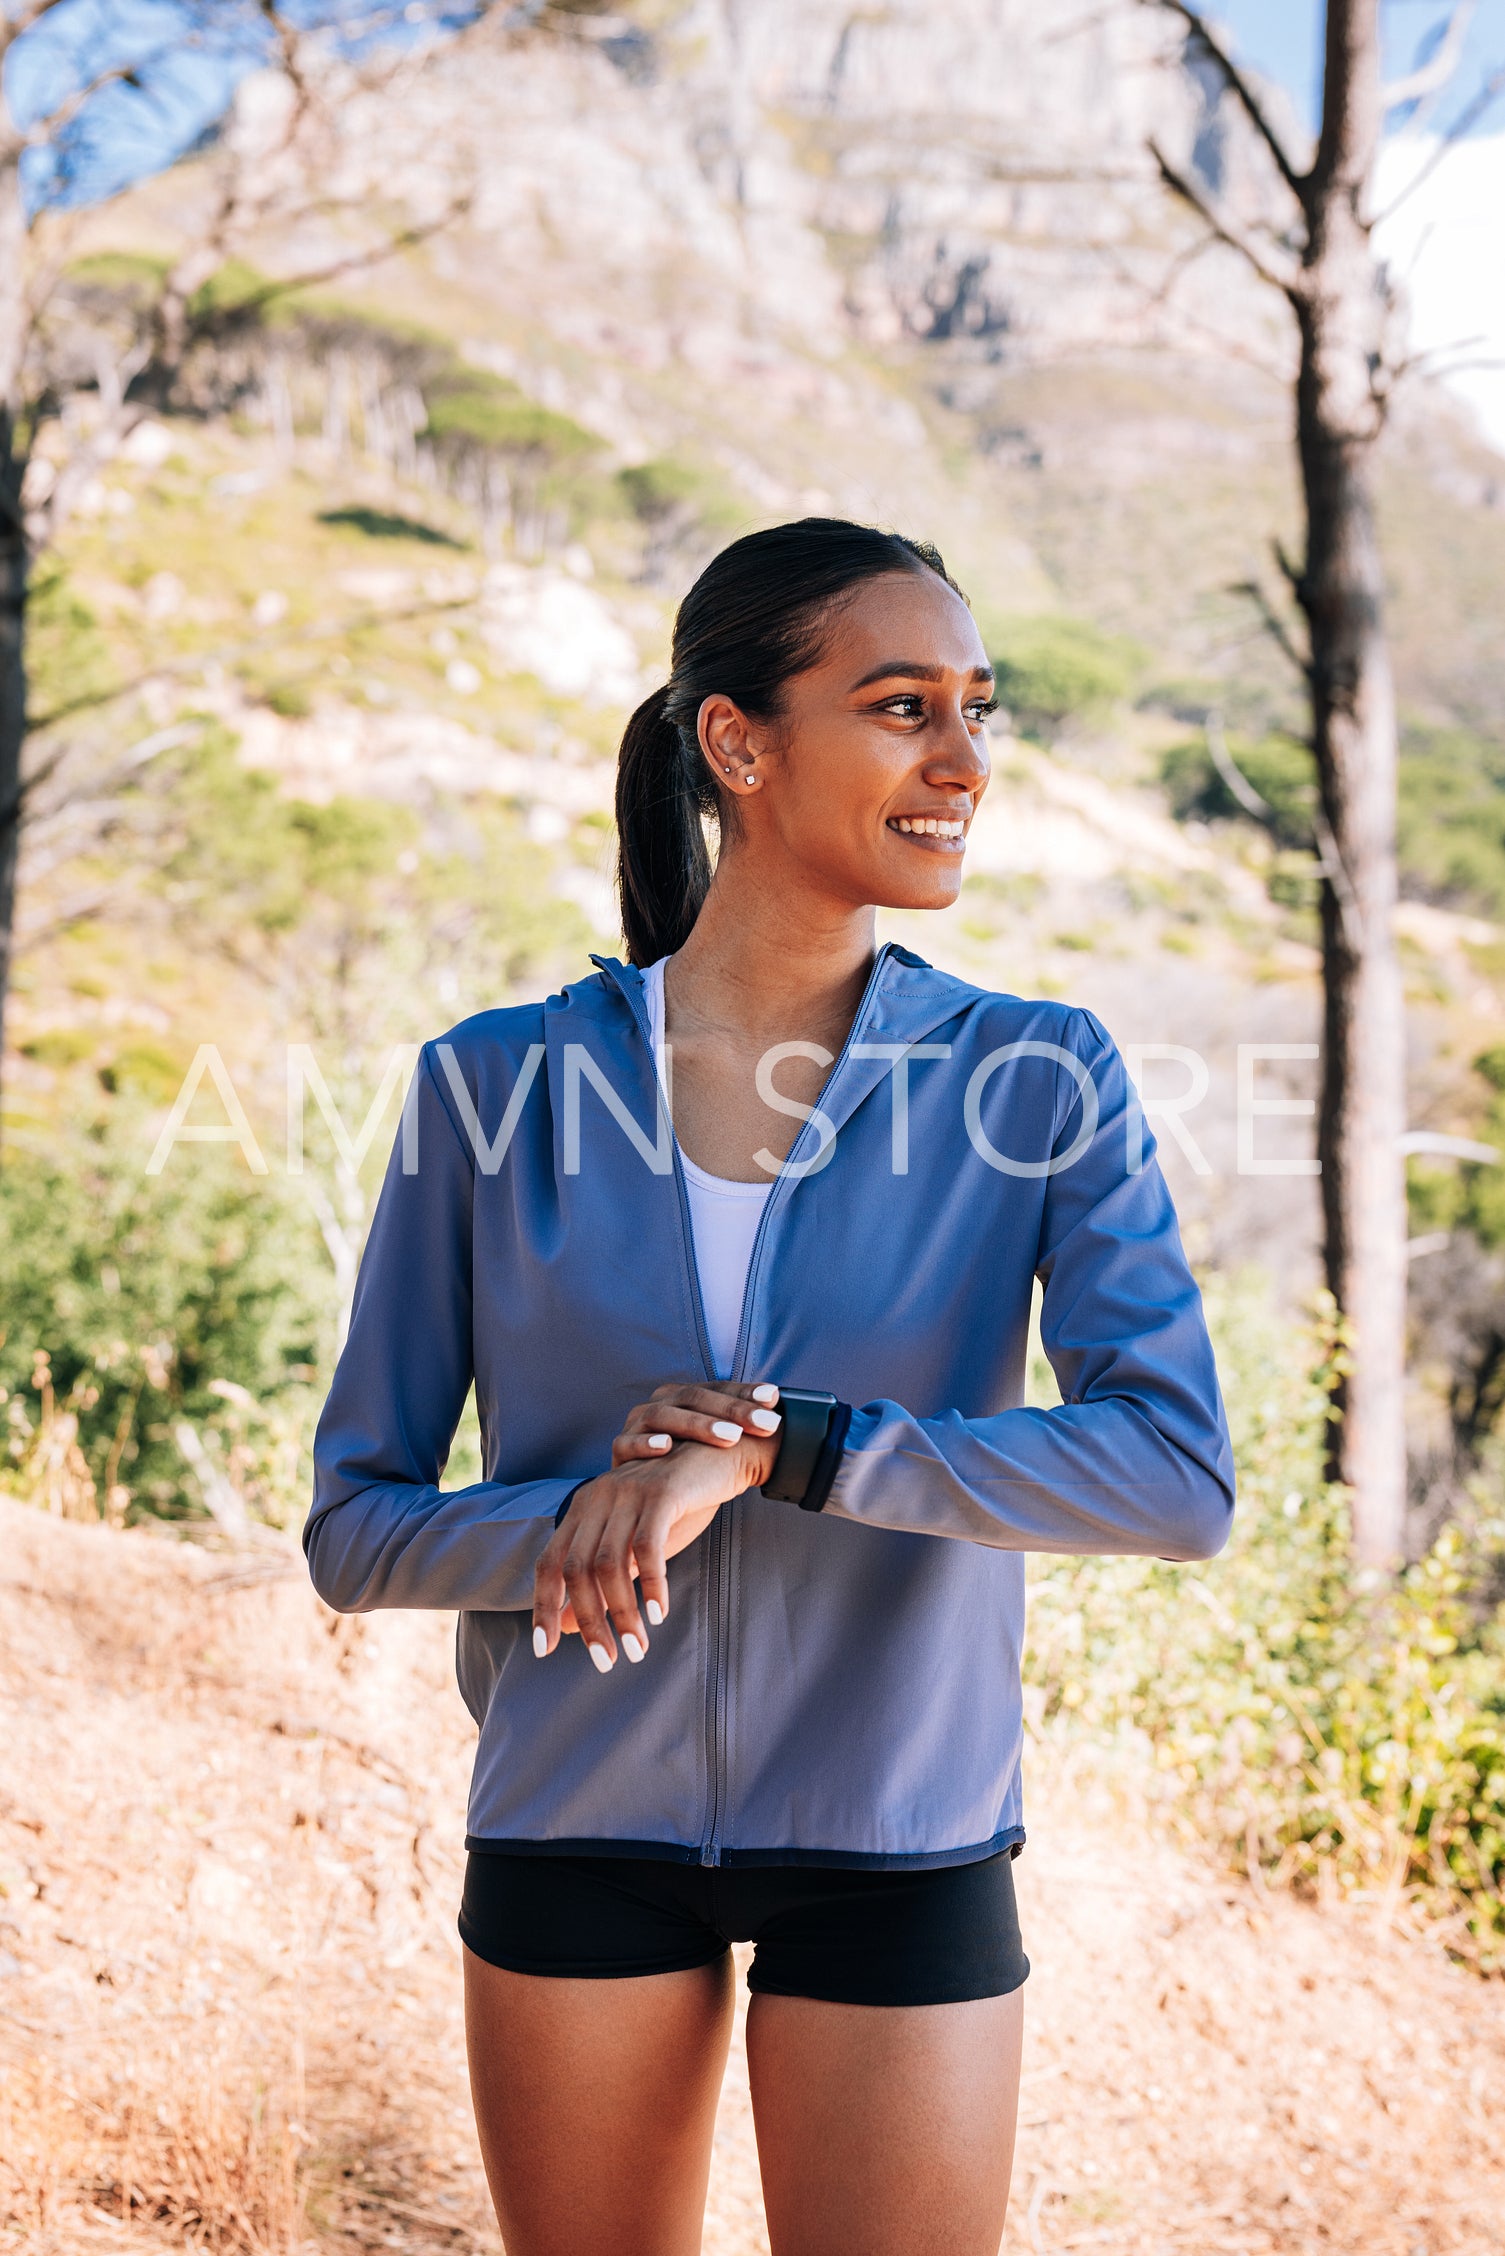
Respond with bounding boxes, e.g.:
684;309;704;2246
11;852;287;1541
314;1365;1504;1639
588;1643;614;1673
749;1408;781;1433
532;1625;548;1658
647;1432;672;1451
622;1633;646;1663
645;1597;665;1626
752;1384;780;1405
712;1419;742;1442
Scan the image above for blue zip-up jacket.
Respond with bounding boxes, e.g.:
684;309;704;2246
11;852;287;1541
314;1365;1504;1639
306;944;1234;1868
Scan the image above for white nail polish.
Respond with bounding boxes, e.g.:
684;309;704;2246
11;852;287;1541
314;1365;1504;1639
533;1626;548;1658
645;1598;665;1626
588;1643;614;1673
752;1384;780;1405
622;1633;645;1663
712;1419;742;1442
647;1432;672;1450
749;1408;781;1433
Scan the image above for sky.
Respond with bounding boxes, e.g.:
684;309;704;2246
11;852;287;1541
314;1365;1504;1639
1214;0;1505;133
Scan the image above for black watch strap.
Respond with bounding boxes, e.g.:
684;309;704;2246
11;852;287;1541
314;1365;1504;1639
760;1389;850;1511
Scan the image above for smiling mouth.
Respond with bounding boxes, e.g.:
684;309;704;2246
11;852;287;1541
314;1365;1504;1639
887;815;969;847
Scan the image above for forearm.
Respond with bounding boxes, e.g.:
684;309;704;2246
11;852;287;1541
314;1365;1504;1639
821;1396;1234;1561
304;1475;577;1613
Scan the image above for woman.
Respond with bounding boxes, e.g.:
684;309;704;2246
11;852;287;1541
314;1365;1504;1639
307;519;1233;2256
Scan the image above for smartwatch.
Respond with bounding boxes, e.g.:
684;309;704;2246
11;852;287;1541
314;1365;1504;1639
760;1388;852;1512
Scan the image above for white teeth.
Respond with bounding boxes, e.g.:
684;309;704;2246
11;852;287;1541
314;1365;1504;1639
891;817;965;838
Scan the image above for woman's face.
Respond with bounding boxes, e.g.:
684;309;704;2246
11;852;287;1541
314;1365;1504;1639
698;570;995;915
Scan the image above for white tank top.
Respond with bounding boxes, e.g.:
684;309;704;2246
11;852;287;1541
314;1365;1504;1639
643;956;771;1379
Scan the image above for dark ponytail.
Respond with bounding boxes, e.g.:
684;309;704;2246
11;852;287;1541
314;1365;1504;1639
616;684;716;965
614;517;964;965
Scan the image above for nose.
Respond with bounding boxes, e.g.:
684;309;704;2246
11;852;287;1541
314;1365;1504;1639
923;702;991;797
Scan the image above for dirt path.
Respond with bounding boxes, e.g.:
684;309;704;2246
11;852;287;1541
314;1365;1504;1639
1;1503;1501;2256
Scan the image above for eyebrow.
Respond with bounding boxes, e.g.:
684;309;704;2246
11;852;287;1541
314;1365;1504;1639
849;659;996;691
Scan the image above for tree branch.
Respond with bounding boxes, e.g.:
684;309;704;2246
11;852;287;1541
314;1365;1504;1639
1149;139;1306;300
182;196;473;352
1206;710;1275;821
1140;0;1308;203
257;0;317;149
25;591;482;735
21;59;152;149
1372;64;1505;223
1383;0;1476;113
1089;230;1295;383
1313;802;1367;957
1230;572;1312;684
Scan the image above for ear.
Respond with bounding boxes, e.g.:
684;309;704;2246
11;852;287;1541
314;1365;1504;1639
697;694;766;793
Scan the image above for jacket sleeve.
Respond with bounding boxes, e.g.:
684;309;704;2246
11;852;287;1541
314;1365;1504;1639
821;1014;1235;1561
303;1044;576;1613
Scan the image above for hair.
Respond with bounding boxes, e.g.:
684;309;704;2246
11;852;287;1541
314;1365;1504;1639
614;517;965;966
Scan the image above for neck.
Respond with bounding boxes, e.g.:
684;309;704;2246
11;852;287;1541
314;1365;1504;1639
664;846;877;1043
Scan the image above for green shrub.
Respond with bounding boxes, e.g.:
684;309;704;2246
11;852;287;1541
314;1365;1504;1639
186;257;268;322
1160;719;1505;919
0;1128;332;1529
27;563;115;724
988;615;1142;735
1406;1047;1505;1248
1267;848;1322;911
1025;1279;1505;1968
616;456;744;534
97;1041;190;1103
21;1028;98;1069
1397;724;1505;916
317;506;465;548
423;374;598;463
147;726;418;940
1160;729;1316;848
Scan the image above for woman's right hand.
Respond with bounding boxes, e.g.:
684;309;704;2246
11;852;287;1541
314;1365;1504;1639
611;1379;782;1465
531;1422;780;1672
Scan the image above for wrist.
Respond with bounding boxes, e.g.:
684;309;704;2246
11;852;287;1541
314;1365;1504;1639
554;1474;603;1527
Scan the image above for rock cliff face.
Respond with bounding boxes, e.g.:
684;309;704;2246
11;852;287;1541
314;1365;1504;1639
322;0;1287;387
675;0;1231;351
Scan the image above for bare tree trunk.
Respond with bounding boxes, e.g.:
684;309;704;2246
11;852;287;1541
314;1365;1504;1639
1146;0;1414;1566
1296;0;1408;1566
0;446;23;1115
0;141;29;1116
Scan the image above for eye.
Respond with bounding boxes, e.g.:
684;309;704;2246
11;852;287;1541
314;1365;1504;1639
966;694;999;725
876;693;927;719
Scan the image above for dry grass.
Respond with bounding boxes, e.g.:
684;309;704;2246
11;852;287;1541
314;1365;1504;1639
2;2051;309;2253
1;1498;1503;2256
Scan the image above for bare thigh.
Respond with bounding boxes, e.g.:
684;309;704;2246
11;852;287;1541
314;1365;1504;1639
463;1945;734;2256
747;1986;1024;2256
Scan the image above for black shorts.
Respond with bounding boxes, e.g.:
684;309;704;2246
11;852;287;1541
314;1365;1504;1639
459;1848;1028;2008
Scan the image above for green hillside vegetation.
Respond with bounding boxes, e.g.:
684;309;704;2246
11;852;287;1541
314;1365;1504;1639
1161;721;1505;921
988;614;1145;737
1398;727;1505;913
1028;1286;1505;1971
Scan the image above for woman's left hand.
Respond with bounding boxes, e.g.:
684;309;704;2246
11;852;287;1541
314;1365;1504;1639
611;1380;783;1465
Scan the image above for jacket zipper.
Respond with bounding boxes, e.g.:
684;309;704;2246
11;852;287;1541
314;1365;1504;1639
709;943;899;1863
608;944;900;1867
